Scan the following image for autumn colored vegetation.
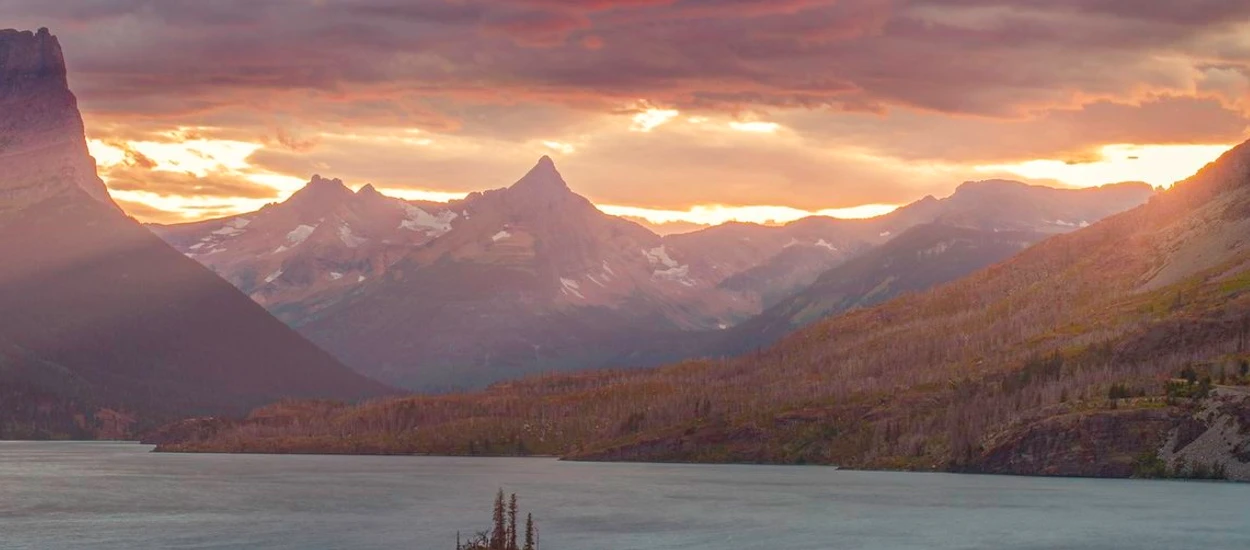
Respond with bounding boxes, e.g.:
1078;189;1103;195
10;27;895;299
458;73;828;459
154;141;1250;475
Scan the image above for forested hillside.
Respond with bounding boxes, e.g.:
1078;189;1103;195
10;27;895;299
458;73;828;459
152;139;1250;479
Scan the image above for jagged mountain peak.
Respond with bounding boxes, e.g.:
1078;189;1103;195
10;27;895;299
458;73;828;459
356;183;381;196
307;174;348;190
284;174;355;213
0;27;68;97
508;155;573;197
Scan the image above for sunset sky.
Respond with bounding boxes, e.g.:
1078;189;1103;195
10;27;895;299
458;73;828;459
4;0;1248;226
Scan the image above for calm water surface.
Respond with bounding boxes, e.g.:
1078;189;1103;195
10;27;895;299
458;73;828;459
1;442;1247;549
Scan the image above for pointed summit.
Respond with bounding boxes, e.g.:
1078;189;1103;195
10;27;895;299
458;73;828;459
509;156;572;196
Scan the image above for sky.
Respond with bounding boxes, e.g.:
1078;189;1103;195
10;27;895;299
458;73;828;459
4;0;1249;227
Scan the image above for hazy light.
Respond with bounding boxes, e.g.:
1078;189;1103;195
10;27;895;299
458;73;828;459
599;202;900;226
109;189;276;221
91;137;311;220
87;140;127;166
375;187;470;203
728;121;782;133
815;204;901;219
977;143;1231;188
542;140;576;154
631;108;680;132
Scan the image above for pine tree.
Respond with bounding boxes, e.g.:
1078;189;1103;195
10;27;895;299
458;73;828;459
507;493;519;550
491;490;506;549
523;513;536;550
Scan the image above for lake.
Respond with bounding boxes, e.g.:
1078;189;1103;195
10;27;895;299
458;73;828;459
1;442;1247;549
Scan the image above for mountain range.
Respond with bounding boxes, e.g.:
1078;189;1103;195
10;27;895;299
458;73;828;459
11;27;1248;481
155;136;1250;480
0;28;389;439
154;158;1153;390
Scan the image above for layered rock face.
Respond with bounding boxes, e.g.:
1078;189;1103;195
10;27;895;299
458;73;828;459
0;28;390;439
0;28;113;211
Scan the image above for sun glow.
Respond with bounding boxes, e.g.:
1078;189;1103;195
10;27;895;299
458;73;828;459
977;144;1232;188
89;136;309;220
375;187;470;203
599;203;900;227
631;107;680;132
728;121;782;133
91;131;908;227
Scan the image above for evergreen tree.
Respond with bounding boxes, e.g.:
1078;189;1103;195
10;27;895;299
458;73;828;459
507;493;519;550
523;513;536;550
491;490;507;549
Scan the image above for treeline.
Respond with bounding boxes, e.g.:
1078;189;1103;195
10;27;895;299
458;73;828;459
155;161;1250;472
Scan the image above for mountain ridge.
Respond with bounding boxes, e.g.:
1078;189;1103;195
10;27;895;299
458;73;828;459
151;136;1250;481
154;157;1154;390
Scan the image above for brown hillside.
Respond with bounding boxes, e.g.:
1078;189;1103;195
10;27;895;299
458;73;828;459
155;139;1250;478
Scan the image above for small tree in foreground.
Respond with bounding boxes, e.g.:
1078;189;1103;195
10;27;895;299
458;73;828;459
456;491;538;550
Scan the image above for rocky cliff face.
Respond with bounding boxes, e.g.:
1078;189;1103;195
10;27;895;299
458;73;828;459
0;28;390;439
970;388;1250;481
0;28;114;212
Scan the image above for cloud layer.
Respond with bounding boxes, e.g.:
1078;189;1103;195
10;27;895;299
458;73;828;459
3;0;1247;222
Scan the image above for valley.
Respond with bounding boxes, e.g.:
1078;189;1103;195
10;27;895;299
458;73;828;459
150;139;1250;480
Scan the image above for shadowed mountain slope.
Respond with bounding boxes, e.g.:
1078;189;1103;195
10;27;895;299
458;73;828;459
0;28;390;439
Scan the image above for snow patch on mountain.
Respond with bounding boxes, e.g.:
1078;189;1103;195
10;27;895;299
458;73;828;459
210;217;252;237
287;224;316;245
654;265;697;287
645;246;695;286
560;277;585;299
264;269;283;283
816;239;838;252
492;230;512;242
643;246;679;269
400;205;457;234
338;224;367;248
1051;220;1091;228
329;272;343;281
211;226;243;237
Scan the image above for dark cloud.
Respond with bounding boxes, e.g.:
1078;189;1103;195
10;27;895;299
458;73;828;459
4;0;1247;219
4;0;1244;129
102;165;282;200
780;95;1250;164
